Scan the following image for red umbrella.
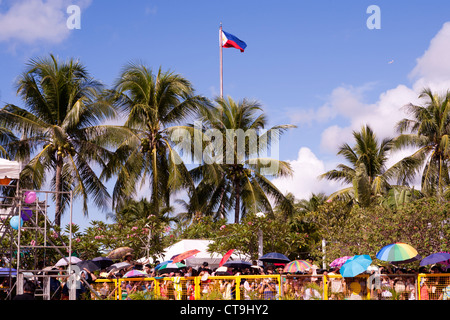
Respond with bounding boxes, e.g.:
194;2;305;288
172;249;201;263
219;249;235;267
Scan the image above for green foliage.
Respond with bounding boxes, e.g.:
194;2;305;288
308;197;450;265
208;212;308;260
173;215;226;240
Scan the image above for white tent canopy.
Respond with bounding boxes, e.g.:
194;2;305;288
0;158;20;179
159;239;251;269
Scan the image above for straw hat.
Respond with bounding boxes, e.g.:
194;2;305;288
123;252;134;259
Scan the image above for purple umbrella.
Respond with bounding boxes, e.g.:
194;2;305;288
420;252;450;266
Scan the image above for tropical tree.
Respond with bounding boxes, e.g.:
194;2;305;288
296;192;328;215
102;63;209;214
109;197;176;224
395;88;450;199
190;96;295;223
0;54;118;226
0;127;19;159
320;124;420;206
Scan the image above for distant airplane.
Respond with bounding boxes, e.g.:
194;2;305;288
388;59;394;64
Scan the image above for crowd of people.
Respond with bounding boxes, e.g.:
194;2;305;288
5;252;450;300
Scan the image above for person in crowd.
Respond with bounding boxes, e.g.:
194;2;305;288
13;281;36;300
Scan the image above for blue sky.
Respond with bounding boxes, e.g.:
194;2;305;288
2;0;450;230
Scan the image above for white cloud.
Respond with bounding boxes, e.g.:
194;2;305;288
272;147;344;201
296;21;450;156
0;0;90;45
316;84;418;154
276;21;450;199
410;21;450;83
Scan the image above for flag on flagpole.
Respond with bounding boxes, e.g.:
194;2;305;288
221;30;247;52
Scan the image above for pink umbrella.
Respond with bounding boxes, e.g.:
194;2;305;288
219;249;235;267
329;256;352;268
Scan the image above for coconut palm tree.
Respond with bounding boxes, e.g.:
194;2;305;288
190;96;295;223
395;88;450;199
0;54;118;226
0;127;19;159
320;124;420;205
296;192;328;214
102;62;209;213
111;197;176;224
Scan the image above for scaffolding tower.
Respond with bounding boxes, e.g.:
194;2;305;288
0;186;76;300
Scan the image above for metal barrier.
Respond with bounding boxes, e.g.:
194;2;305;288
418;273;450;300
280;274;325;300
91;273;450;300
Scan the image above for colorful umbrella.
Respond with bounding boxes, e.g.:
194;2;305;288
171;249;201;263
157;262;186;273
340;255;372;277
420;252;450;266
155;260;173;269
283;260;312;273
123;269;147;278
376;242;421;263
329;256;352;268
219;249;235;267
259;252;290;263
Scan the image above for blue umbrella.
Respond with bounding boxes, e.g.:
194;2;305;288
420;252;450;266
339;255;372;278
259;252;290;263
0;267;17;276
223;260;252;269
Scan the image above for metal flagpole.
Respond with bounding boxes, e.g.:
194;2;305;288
219;22;223;99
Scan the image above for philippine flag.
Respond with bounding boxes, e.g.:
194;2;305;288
221;30;247;52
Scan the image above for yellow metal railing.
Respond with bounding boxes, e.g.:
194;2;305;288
91;273;450;300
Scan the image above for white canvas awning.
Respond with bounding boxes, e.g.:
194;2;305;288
160;239;250;269
0;158;20;179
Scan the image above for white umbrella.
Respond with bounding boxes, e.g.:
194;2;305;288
107;261;132;272
54;256;82;267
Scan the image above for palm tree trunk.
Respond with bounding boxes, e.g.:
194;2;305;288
54;154;63;227
151;147;160;216
234;177;240;224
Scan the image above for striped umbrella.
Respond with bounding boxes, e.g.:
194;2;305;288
157;262;186;273
329;256;352;268
376;242;421;264
283;260;312;273
123;269;147;278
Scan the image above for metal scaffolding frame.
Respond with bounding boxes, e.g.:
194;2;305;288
0;183;76;300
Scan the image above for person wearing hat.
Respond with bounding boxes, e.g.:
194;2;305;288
123;252;134;264
123;252;138;272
